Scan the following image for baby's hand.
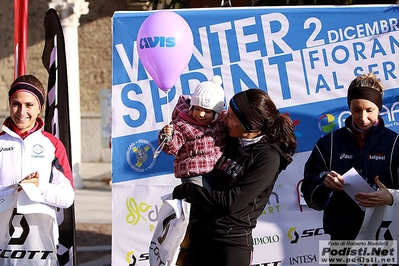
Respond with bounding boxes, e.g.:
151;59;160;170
163;124;174;136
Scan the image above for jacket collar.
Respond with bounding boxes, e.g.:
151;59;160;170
2;116;44;139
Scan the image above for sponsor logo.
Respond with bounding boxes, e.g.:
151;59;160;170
318;114;336;133
262;192;281;215
138;36;176;49
285;112;302;138
1;210;53;261
215;157;243;178
125;250;149;266
288;227;324;244
0;249;53;260
339;153;353;160
253;235;280;246
126;139;156;172
289;254;317;265
368;154;386;161
149;241;167;265
31;144;45;158
32;144;44;155
0;147;14;152
125;197;158;227
252;261;282;266
319;171;329;179
9;212;30;245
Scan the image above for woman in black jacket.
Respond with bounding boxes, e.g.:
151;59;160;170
301;73;399;265
173;88;297;266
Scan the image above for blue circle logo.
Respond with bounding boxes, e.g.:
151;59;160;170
318;114;336;133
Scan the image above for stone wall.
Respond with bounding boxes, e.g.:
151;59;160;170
0;0;128;162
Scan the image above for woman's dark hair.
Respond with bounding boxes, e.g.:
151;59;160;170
238;88;297;156
11;74;45;96
10;74;46;109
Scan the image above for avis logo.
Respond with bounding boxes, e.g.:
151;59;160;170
287;227;324;244
139;37;176;49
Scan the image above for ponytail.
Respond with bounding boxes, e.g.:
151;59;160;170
275;113;297;156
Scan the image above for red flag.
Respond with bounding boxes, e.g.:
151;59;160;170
14;0;29;78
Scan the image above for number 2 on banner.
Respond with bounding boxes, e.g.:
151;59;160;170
305;17;325;47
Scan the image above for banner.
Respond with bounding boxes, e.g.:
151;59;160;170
112;5;399;265
0;197;59;266
42;8;76;266
14;0;29;78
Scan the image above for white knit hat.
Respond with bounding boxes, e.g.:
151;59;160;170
191;75;225;114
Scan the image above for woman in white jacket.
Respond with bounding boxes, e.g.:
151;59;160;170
0;74;74;266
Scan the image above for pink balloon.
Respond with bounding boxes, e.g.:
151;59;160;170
137;11;194;92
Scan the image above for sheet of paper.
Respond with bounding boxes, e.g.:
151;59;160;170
342;167;375;210
20;183;46;203
0;184;17;213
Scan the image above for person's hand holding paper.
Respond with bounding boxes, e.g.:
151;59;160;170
342;167;394;210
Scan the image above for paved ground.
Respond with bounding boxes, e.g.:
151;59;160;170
74;163;112;266
76;223;111;266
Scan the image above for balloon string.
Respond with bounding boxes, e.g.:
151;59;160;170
167;92;170;124
153;91;171;159
153;137;167;158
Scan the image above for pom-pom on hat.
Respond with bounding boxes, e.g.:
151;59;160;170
191;75;225;114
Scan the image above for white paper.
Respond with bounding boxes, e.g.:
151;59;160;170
342;167;375;210
20;183;46;203
0;184;17;213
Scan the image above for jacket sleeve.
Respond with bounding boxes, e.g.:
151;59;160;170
389;189;399;205
40;135;75;209
174;149;281;214
159;95;191;155
160;122;187;156
301;140;333;211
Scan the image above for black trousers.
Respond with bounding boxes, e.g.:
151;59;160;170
183;232;252;266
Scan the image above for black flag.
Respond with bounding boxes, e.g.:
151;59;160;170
42;8;76;266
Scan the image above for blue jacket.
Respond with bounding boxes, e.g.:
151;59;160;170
301;116;399;239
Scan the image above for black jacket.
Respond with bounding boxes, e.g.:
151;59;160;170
301;116;399;239
173;136;292;248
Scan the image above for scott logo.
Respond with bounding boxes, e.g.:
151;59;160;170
9;209;29;245
125;251;148;266
139;37;176;49
0;209;53;260
287;227;324;244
